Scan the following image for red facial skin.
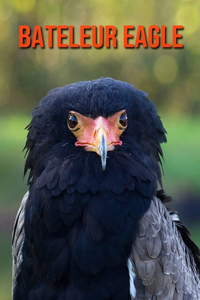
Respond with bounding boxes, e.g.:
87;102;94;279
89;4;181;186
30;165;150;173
67;110;127;169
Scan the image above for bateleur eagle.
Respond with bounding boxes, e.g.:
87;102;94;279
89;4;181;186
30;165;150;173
12;78;200;300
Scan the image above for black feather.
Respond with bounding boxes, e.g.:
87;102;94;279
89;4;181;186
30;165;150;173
14;78;168;300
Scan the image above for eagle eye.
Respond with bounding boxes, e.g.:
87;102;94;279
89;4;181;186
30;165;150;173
67;114;80;131
118;112;128;129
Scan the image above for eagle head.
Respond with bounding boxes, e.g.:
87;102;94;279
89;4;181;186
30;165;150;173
24;78;166;197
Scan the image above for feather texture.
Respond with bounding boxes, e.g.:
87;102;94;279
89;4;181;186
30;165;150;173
130;196;200;300
12;192;27;297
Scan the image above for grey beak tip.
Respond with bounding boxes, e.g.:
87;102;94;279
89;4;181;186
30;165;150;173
102;163;106;171
99;132;107;171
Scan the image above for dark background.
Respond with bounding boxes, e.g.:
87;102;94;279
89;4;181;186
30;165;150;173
0;1;200;299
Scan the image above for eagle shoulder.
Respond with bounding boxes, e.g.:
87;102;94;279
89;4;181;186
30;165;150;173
12;192;28;293
129;196;200;300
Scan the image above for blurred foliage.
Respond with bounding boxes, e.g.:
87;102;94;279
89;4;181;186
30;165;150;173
0;0;200;114
0;234;12;300
0;115;28;209
0;0;200;299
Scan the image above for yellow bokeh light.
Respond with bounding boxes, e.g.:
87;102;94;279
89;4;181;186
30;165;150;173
176;5;200;35
153;55;178;84
12;0;36;14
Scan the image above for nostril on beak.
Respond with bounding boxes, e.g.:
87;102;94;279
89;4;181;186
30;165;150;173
93;129;97;139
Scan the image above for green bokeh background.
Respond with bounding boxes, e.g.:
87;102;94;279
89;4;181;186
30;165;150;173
0;0;200;299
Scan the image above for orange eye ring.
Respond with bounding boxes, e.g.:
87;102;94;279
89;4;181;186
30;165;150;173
67;114;80;131
118;112;128;130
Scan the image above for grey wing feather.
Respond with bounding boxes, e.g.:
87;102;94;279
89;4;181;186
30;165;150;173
130;196;200;300
12;192;29;292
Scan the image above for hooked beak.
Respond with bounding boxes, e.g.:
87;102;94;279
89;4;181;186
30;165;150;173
92;127;108;171
76;123;121;170
70;111;126;170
